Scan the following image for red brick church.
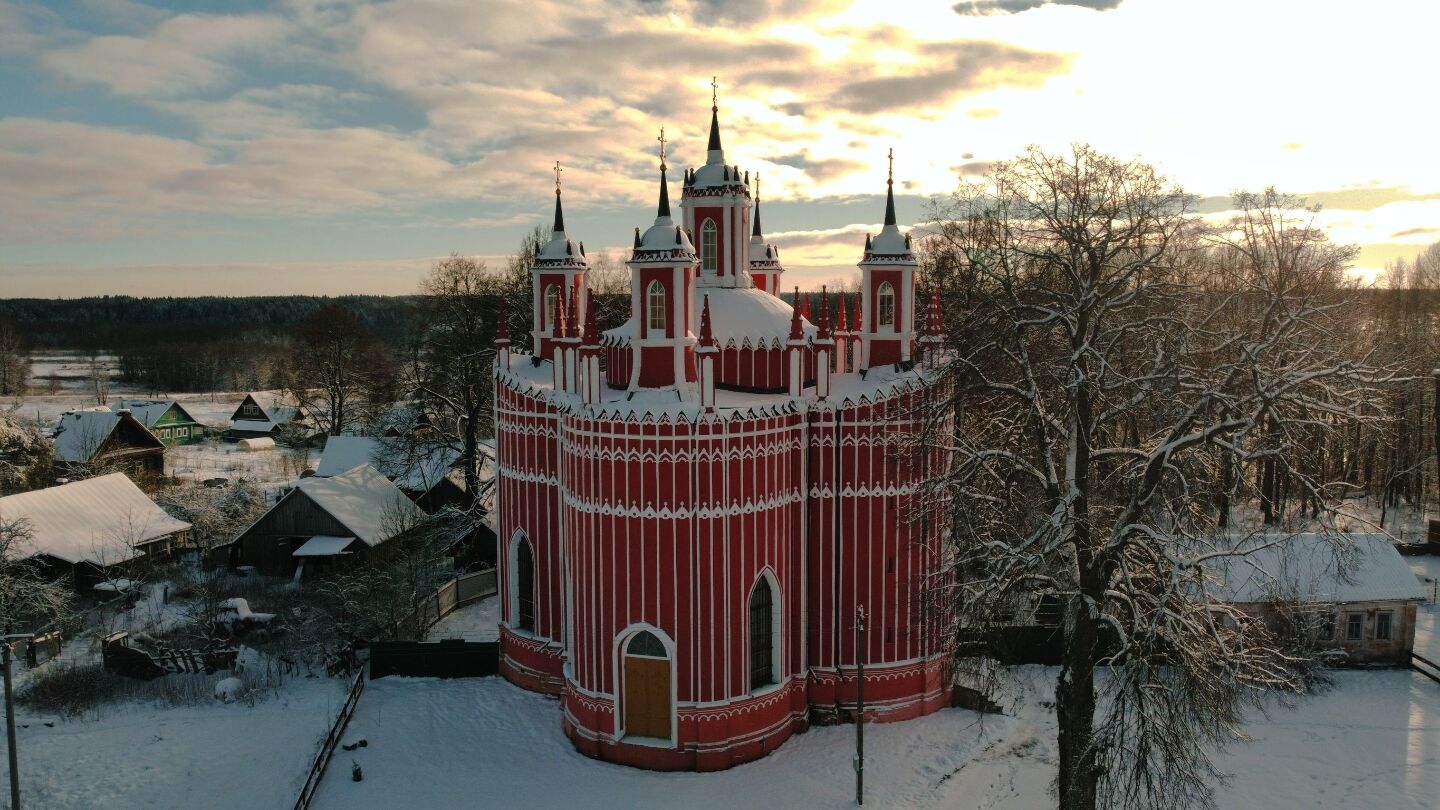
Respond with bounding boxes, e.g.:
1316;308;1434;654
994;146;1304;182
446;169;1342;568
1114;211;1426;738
493;94;952;771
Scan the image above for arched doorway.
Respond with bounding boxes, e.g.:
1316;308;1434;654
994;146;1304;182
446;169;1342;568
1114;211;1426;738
622;630;671;740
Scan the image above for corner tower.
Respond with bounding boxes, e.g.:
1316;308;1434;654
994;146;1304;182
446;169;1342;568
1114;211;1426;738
531;162;588;360
858;150;918;369
680;79;752;290
747;173;784;294
626;130;699;391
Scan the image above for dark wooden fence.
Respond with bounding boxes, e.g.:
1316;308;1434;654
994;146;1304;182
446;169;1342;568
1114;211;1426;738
370;639;499;679
1413;652;1440;685
293;669;365;810
384;567;497;641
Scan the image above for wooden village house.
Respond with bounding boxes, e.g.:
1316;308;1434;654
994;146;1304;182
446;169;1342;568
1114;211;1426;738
226;392;310;441
1211;533;1427;665
314;435;469;514
109;399;205;446
231;464;425;579
0;473;191;592
52;408;166;479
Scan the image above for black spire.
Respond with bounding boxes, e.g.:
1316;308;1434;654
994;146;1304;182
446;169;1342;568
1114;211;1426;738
707;76;723;152
552;160;565;232
884;147;896;227
752;173;763;238
657;127;671;219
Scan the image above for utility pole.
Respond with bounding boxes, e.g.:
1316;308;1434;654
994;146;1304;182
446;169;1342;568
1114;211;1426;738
3;634;32;810
855;605;866;806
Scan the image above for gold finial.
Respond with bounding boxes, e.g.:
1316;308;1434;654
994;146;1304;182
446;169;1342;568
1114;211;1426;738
657;127;667;171
554;160;562;193
887;147;894;185
711;76;719;110
754;171;760;201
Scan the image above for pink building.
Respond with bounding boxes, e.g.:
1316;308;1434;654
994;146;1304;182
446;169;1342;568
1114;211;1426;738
494;99;952;771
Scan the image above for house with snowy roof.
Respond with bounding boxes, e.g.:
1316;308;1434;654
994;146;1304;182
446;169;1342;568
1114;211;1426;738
1208;533;1427;664
51;408;165;480
231;463;425;579
315;435;469;514
0;473;191;591
109;399;205;446
226;392;311;441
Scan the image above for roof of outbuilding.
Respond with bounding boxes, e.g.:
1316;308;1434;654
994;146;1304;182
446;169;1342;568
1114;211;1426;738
1208;533;1426;605
292;464;424;547
315;436;462;494
0;473;191;566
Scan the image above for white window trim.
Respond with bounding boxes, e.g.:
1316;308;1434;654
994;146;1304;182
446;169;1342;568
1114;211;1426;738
877;281;895;328
701;219;718;274
647;280;667;333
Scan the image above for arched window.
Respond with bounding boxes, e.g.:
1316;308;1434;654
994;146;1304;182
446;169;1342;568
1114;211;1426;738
647;280;667;332
516;538;535;632
543;284;558;331
627;630;666;658
701;219;718;274
749;576;776;690
877;281;895;328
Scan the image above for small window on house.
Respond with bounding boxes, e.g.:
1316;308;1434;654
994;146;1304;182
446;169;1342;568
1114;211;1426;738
647;280;667;332
877;282;895;328
243;403;259;416
159;427;170;438
1345;613;1364;641
177;427;188;437
701;219;718;274
544;284;559;330
1376;611;1393;641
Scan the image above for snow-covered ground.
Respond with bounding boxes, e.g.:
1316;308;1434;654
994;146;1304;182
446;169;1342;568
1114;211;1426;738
309;666;1440;810
426;595;499;642
1;675;348;810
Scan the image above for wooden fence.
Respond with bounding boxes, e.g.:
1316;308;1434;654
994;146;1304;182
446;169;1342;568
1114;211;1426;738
370;639;499;679
384;567;497;641
293;669;365;810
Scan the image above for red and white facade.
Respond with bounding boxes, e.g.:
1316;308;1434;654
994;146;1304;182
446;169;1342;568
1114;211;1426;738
495;103;952;771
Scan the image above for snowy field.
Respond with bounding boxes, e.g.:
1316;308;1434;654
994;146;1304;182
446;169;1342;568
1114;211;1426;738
310;669;1440;810
1;676;348;810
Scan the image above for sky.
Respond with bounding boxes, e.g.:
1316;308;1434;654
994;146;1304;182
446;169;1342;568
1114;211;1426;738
2;0;1438;297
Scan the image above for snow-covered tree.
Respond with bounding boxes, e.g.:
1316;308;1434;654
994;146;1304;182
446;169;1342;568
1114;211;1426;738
918;146;1391;810
0;516;72;634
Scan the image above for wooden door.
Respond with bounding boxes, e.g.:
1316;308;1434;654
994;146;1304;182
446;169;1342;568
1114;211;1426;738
623;655;670;739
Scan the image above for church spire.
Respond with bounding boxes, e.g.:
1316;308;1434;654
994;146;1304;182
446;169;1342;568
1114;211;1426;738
656;127;671;220
552;160;565;234
751;172;763;239
884;147;896;228
707;76;723;155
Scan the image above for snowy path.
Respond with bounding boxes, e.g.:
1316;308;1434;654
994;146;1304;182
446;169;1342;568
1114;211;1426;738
0;677;348;810
426;596;500;642
312;668;1440;810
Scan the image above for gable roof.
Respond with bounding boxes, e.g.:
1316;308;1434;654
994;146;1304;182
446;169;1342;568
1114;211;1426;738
0;473;191;566
292;464;424;547
316;436;461;494
1209;533;1426;605
52;409;161;463
110;399;199;428
231;392;302;426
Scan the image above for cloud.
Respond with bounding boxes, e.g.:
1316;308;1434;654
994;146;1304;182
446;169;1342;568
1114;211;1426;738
830;41;1068;114
40;12;289;96
952;0;1123;15
771;153;866;182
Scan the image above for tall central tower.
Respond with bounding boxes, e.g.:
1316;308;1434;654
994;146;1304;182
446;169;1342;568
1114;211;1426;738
680;80;752;290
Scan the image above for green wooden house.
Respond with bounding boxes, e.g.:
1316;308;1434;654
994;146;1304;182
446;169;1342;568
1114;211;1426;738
110;399;206;446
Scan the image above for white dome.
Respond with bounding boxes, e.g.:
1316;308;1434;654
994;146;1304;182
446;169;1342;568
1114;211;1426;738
638;216;695;254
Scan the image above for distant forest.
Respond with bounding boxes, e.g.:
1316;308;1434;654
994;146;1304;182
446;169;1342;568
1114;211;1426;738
0;296;422;393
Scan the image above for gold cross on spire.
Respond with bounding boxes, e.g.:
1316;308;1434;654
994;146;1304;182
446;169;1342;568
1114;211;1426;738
754;171;760;201
554;160;562;193
657;127;667;171
887;147;894;185
711;75;719;110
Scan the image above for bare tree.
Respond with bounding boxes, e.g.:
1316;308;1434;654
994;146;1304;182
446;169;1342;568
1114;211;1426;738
87;354;111;406
0;516;72;634
919;146;1389;810
0;314;28;397
287;303;397;437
